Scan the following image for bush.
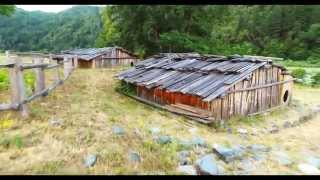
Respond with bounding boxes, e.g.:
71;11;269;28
311;72;320;85
0;70;9;90
291;68;307;79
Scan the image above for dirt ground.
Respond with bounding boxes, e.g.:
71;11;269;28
0;67;319;175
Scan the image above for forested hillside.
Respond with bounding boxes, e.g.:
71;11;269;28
96;5;320;61
0;5;319;61
0;5;102;52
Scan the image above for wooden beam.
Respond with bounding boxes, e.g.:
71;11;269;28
34;57;46;95
0;103;19;111
226;78;296;94
21;63;49;70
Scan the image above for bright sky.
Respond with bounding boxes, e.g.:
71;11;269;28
16;5;104;13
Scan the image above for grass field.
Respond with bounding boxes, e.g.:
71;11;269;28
0;65;319;174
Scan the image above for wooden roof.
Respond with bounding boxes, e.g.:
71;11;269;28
53;47;137;61
117;53;287;102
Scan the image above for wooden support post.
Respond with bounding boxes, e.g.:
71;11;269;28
34;57;46;94
74;55;78;68
50;54;60;82
7;55;28;118
92;59;96;69
64;56;72;79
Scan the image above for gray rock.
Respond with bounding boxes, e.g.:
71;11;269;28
212;144;244;163
238;159;256;172
156;135;172;144
299;114;312;123
252;153;267;162
250;128;259;136
227;128;233;134
312;105;320;113
49;118;63;126
306;156;320;169
112;126;125;136
272;151;292;166
84;154;97;168
237;128;248;135
149;127;160;135
195;154;222;175
192;137;207;147
282;121;292;128
248;144;271;153
269;124;279;134
177;165;197;175
129;151;141;163
298;163;320;175
291;120;300;127
178;151;191;165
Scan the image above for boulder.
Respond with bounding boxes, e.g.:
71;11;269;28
248;144;271;153
268;124;279;134
282;121;292;128
237;128;248;135
195;154;223;175
238;159;256;173
306;156;320;169
149;127;160;135
192;137;207;148
129;151;141;163
84;154;97;168
49;118;64;127
112;126;125;136
177;165;197;175
298;163;320;175
272;151;292;166
212;144;244;163
177;151;191;165
156;135;172;144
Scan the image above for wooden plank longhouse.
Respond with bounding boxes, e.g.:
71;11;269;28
117;53;294;123
53;47;138;68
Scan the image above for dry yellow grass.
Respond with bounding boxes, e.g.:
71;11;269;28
0;67;319;175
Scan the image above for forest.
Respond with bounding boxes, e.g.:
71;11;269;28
0;5;320;61
0;5;102;52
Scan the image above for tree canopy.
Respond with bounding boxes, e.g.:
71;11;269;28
0;6;102;52
0;5;15;16
97;5;320;60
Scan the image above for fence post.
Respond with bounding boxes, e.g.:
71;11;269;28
7;54;28;118
34;56;46;94
50;54;60;82
63;56;72;79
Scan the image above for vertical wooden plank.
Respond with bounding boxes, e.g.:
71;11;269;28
64;56;73;79
34;57;45;94
74;55;78;68
8;57;28;117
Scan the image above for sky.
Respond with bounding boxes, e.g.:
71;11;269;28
16;5;104;13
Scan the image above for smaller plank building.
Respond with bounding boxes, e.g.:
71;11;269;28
117;53;294;123
53;47;138;68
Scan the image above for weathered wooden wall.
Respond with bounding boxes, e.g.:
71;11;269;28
136;65;293;121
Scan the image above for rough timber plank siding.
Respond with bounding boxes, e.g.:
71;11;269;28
234;81;243;115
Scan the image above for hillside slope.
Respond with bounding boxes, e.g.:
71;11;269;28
0;6;102;52
0;67;319;174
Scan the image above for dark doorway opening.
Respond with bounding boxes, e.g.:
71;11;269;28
283;90;289;103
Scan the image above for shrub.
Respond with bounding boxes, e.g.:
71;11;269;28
115;81;136;96
291;68;307;79
311;72;320;85
0;70;9;90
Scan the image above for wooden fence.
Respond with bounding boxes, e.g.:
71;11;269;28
0;51;75;118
